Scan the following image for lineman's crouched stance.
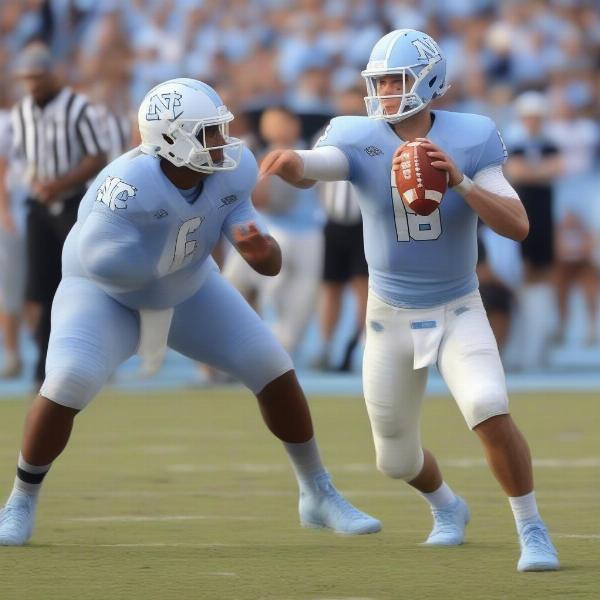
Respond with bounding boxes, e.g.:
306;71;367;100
0;79;380;546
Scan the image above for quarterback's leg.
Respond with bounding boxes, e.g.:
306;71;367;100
0;277;139;545
438;292;558;571
168;271;380;534
362;292;469;545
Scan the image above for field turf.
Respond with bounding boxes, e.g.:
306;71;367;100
0;389;598;599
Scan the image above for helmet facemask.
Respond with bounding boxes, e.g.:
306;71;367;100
158;106;243;173
362;56;446;123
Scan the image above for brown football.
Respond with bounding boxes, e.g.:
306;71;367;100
393;141;448;216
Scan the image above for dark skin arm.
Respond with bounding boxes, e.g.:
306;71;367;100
233;222;282;276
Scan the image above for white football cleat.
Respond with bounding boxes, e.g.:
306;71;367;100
0;492;37;546
299;473;381;535
517;518;559;572
424;496;470;546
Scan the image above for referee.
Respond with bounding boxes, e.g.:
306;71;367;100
11;43;107;387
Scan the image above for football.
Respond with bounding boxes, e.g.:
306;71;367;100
393;141;448;216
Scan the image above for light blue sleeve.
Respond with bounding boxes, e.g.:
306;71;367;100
222;146;270;243
78;204;156;291
313;117;354;181
222;198;270;244
473;118;508;173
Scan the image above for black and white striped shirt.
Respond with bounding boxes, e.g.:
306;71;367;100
317;180;362;225
10;87;106;197
97;106;132;162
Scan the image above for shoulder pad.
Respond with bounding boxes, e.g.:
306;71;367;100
91;151;156;218
315;116;374;149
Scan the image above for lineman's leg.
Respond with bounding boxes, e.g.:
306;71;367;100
0;277;139;546
362;292;468;545
438;292;558;570
168;272;380;534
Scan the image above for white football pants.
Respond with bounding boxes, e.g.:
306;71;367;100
224;226;323;354
362;290;509;481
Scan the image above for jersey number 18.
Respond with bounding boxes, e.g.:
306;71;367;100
390;171;442;242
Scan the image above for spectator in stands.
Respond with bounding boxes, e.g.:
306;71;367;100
505;92;563;285
504;91;564;367
554;211;599;347
1;0;599;380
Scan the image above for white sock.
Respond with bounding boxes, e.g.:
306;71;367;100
283;437;326;489
421;482;457;510
10;452;51;498
509;491;539;529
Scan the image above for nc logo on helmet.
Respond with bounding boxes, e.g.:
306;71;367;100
145;91;183;122
412;37;441;62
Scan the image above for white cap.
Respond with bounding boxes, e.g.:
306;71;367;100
13;43;53;76
514;91;548;117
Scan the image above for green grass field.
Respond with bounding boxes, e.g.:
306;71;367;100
0;389;598;600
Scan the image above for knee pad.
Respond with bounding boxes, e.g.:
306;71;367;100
375;436;424;481
41;339;108;410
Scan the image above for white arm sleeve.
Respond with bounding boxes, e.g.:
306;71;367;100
295;146;350;181
473;164;520;199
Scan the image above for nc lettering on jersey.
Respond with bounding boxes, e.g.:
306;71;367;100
96;176;137;211
145;91;183;121
412;37;441;61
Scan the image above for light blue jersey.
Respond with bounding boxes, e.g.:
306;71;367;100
62;146;265;309
315;110;507;308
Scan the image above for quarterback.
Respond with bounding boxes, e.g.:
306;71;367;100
0;78;380;545
260;30;558;571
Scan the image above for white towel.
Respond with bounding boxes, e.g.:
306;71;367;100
137;308;174;377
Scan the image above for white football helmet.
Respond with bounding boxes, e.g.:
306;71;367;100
138;78;243;173
361;29;449;123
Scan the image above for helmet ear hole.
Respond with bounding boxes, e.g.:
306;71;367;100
428;76;437;88
162;134;175;145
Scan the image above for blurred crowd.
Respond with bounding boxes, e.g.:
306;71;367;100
1;0;599;383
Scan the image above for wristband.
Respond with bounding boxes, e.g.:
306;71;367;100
451;175;474;197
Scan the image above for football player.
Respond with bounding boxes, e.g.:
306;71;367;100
260;30;558;572
0;78;380;545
